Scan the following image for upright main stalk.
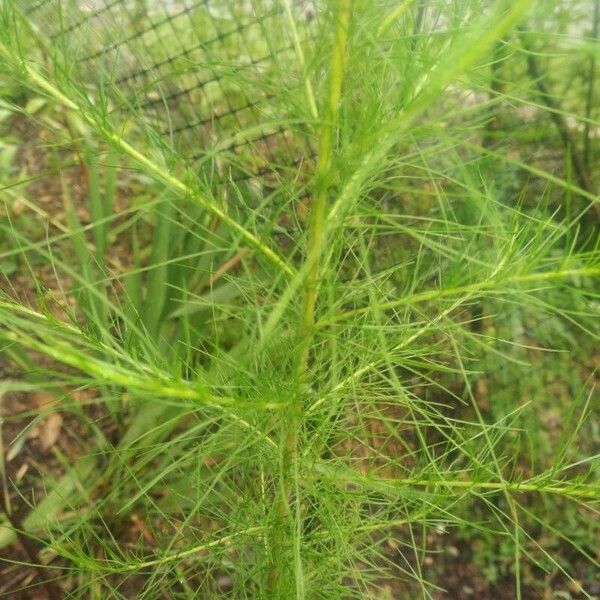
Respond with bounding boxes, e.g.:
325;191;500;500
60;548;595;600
270;0;352;595
297;0;352;377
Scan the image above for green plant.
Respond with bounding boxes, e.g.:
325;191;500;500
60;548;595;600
0;0;599;598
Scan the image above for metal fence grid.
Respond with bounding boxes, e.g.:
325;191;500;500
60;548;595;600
24;0;315;177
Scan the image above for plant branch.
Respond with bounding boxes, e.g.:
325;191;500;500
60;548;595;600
314;463;600;502
318;264;600;326
269;0;353;594
0;38;295;278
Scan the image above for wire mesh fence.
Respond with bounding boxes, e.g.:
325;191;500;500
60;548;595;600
24;0;316;178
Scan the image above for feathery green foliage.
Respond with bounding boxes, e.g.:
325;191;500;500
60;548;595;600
0;0;599;597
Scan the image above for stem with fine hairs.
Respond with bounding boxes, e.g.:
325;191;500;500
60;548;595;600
269;1;353;595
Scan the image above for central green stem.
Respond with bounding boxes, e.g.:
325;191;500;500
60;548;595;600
270;0;353;595
297;0;352;378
